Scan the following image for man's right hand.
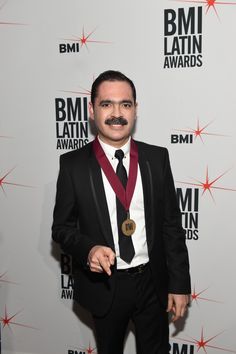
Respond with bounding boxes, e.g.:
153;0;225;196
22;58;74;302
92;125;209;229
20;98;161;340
87;246;116;276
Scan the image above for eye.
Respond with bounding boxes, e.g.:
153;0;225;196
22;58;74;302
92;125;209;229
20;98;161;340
99;101;112;108
122;102;132;108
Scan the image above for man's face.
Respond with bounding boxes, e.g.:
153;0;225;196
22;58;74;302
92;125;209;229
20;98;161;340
89;80;137;147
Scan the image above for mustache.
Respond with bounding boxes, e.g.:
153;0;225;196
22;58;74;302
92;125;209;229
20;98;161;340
105;117;128;126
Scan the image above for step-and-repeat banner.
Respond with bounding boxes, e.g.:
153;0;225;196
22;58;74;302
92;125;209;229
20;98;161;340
1;0;236;353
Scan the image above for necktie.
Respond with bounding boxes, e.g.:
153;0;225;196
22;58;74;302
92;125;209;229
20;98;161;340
115;149;135;263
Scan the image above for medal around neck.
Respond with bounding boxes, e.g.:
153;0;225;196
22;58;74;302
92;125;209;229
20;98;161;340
121;218;136;236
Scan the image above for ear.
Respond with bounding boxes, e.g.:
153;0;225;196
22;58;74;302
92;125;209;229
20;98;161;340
134;102;138;120
89;102;94;120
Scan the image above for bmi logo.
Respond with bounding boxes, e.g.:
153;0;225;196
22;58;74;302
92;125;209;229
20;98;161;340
169;342;194;353
171;119;229;144
171;1;236;21
175;327;236;353
59;27;110;54
55;92;89;150
61;253;74;300
177;166;236;203
164;7;202;69
67;343;97;354
163;0;236;67
191;285;222;305
176;166;236;240
176;188;199;240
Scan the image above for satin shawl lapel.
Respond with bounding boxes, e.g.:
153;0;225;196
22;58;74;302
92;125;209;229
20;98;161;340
88;150;115;250
137;145;155;251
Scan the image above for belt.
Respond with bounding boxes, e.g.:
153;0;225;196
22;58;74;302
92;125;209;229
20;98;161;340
117;262;149;275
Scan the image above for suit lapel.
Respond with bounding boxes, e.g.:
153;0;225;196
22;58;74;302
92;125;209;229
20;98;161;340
137;145;155;251
88;150;115;250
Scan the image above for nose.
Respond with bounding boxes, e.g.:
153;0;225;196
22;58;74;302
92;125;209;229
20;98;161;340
111;103;122;117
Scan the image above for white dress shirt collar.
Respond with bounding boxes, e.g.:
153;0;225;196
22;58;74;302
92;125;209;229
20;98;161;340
97;136;130;160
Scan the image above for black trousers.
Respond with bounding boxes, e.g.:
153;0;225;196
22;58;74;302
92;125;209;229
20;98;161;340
93;265;169;354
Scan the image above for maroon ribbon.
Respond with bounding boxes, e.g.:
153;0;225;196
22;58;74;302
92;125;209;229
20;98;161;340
93;137;138;212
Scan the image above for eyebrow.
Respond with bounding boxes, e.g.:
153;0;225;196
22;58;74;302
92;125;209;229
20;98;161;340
99;99;134;105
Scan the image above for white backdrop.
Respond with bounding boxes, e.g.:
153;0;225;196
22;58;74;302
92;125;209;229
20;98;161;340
1;0;236;353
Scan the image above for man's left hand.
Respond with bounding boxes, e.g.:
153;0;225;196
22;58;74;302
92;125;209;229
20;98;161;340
167;293;190;322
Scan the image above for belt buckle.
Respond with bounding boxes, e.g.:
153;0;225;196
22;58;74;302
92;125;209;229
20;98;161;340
137;264;144;274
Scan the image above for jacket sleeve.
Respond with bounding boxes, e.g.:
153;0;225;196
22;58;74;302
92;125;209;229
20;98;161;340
162;149;191;294
51;154;97;267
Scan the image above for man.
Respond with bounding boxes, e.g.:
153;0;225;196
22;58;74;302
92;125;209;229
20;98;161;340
52;70;191;354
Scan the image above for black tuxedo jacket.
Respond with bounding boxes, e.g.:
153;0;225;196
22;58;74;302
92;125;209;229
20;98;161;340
52;140;191;316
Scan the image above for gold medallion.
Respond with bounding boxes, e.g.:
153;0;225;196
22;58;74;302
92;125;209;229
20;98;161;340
121;219;136;236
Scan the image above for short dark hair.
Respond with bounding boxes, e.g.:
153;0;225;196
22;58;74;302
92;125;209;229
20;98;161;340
90;70;136;105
